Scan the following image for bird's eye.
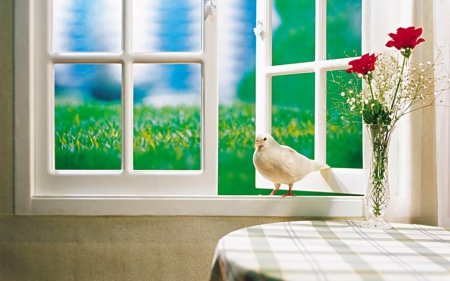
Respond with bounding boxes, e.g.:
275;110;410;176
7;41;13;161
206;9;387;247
263;137;267;141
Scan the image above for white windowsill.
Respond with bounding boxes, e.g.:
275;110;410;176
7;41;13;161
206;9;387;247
17;195;365;216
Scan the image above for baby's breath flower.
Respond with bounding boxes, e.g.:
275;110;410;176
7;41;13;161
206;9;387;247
333;37;449;130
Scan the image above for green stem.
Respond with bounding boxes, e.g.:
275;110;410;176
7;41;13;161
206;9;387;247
368;76;375;100
390;55;408;110
367;125;392;219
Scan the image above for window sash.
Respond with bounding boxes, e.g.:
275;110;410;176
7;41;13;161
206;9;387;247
255;0;364;194
24;0;218;196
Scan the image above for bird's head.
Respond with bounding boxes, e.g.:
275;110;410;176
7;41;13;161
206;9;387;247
254;133;278;150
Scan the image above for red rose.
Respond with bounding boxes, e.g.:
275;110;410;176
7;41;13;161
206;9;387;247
385;26;425;50
346;53;378;75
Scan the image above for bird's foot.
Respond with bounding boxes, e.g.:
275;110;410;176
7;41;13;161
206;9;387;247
281;192;296;198
269;190;277;196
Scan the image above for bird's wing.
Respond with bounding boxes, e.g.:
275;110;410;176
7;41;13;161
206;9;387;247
278;145;309;178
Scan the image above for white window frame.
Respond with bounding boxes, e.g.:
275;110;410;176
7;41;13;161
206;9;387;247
15;0;365;216
255;0;365;194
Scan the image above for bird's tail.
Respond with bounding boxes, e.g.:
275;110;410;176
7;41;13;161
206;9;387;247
311;160;330;171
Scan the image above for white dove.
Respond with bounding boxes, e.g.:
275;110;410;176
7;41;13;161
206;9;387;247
253;133;330;197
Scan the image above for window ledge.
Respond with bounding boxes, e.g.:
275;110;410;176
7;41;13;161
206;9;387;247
17;195;365;216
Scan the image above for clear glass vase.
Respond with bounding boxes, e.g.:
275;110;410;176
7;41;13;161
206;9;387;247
361;124;395;230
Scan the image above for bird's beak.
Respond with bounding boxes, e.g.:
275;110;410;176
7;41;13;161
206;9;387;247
254;141;261;149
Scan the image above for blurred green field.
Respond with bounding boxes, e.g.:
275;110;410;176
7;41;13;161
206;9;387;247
55;102;362;195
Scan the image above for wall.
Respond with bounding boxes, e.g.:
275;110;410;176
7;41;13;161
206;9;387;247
0;2;311;280
1;216;309;281
1;1;442;280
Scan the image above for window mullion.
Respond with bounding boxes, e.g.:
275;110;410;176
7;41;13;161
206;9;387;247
38;0;52;177
315;0;327;61
255;0;272;135
201;0;218;193
314;0;327;163
314;70;327;163
255;0;273;189
122;0;133;173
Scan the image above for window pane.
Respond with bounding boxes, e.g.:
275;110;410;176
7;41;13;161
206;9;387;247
133;64;201;170
271;73;315;159
326;0;362;59
272;0;315;65
54;64;122;170
132;0;202;53
218;1;258;195
52;0;122;53
326;70;362;168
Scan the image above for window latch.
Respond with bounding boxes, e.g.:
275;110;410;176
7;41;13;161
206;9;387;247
204;0;216;20
254;20;264;39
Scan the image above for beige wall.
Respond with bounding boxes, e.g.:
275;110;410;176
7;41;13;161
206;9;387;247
0;2;308;280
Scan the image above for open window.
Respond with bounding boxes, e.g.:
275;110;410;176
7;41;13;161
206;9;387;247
255;0;364;195
15;0;365;216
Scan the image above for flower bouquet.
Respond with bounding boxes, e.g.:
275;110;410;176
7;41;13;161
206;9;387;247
333;26;448;229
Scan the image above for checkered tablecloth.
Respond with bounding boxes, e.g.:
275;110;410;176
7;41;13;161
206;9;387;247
209;221;450;281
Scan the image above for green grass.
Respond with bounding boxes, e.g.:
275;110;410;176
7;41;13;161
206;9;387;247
134;105;201;170
55;103;122;169
55;101;362;195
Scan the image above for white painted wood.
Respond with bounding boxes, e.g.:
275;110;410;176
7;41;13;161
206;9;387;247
314;0;327;164
27;196;364;217
255;0;364;195
123;0;133;173
15;0;220;214
255;0;272;136
266;58;354;76
15;0;365;216
14;0;34;215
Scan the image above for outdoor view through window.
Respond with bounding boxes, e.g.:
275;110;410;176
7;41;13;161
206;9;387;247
53;0;361;195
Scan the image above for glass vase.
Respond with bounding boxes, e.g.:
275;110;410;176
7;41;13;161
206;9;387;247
361;124;395;230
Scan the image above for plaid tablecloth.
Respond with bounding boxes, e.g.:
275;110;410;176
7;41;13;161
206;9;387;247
209;221;450;281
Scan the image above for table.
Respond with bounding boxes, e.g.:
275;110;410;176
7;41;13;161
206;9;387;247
209;221;450;281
